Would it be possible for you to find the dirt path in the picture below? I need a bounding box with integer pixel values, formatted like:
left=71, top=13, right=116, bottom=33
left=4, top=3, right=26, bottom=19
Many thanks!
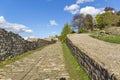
left=67, top=34, right=120, bottom=79
left=0, top=42, right=69, bottom=80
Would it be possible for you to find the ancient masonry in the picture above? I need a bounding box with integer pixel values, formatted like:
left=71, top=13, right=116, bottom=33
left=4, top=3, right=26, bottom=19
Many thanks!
left=0, top=28, right=51, bottom=61
left=67, top=34, right=120, bottom=80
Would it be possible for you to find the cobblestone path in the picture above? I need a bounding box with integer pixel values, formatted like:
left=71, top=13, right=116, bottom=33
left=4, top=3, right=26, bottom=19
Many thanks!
left=0, top=42, right=69, bottom=80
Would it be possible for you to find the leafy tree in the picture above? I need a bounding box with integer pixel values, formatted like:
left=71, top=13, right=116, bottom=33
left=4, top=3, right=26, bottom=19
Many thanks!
left=60, top=23, right=72, bottom=43
left=84, top=14, right=93, bottom=31
left=95, top=12, right=119, bottom=29
left=95, top=14, right=107, bottom=29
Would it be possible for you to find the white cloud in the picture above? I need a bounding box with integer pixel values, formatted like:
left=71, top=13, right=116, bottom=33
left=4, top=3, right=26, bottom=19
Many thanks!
left=24, top=29, right=32, bottom=33
left=64, top=4, right=80, bottom=14
left=76, top=0, right=94, bottom=4
left=0, top=16, right=6, bottom=22
left=0, top=16, right=32, bottom=34
left=80, top=6, right=102, bottom=16
left=50, top=20, right=58, bottom=26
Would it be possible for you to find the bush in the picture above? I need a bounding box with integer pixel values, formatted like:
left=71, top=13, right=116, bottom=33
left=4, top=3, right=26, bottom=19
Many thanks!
left=117, top=20, right=120, bottom=26
left=60, top=23, right=72, bottom=43
left=78, top=28, right=88, bottom=33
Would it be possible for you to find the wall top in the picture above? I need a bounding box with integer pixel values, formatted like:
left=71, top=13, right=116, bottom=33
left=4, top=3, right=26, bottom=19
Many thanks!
left=67, top=34, right=120, bottom=79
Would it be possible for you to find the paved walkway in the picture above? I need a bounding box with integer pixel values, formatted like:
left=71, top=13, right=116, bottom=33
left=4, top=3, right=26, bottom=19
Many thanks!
left=67, top=34, right=120, bottom=79
left=0, top=42, right=69, bottom=80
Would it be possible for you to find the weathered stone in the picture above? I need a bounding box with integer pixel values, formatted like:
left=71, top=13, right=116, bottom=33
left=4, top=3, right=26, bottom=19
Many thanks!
left=0, top=42, right=69, bottom=80
left=67, top=34, right=120, bottom=80
left=0, top=28, right=51, bottom=61
left=106, top=27, right=120, bottom=36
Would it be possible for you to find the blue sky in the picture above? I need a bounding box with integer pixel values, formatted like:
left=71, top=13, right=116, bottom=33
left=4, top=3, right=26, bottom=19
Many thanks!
left=0, top=0, right=120, bottom=38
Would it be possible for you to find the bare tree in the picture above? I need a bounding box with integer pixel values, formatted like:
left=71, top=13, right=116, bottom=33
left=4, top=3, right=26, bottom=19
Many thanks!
left=84, top=14, right=93, bottom=31
left=72, top=13, right=85, bottom=29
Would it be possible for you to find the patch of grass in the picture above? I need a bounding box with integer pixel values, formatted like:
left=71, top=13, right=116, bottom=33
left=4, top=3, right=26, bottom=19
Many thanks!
left=90, top=32, right=120, bottom=44
left=62, top=43, right=89, bottom=80
left=0, top=45, right=48, bottom=68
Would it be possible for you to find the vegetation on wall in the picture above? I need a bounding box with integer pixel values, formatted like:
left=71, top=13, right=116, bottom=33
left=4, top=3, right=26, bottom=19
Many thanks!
left=0, top=46, right=46, bottom=68
left=62, top=43, right=90, bottom=80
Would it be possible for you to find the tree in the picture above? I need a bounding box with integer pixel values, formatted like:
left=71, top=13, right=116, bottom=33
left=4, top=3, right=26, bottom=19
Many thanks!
left=72, top=13, right=85, bottom=29
left=84, top=14, right=93, bottom=31
left=104, top=7, right=115, bottom=12
left=117, top=20, right=120, bottom=26
left=96, top=14, right=105, bottom=29
left=95, top=12, right=119, bottom=29
left=117, top=11, right=120, bottom=16
left=72, top=13, right=94, bottom=32
left=60, top=23, right=72, bottom=42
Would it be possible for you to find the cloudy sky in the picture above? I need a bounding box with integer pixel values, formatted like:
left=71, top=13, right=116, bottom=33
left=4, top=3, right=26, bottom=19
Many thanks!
left=0, top=0, right=119, bottom=38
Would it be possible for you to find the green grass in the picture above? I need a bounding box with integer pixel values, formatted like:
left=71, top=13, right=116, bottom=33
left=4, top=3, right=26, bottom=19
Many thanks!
left=0, top=45, right=48, bottom=68
left=62, top=43, right=89, bottom=80
left=90, top=32, right=120, bottom=44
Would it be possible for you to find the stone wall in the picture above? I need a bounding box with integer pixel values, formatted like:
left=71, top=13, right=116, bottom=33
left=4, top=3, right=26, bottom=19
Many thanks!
left=66, top=38, right=117, bottom=80
left=0, top=28, right=51, bottom=61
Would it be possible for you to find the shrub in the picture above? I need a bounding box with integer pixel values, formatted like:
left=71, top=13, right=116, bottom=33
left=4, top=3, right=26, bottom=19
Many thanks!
left=78, top=28, right=88, bottom=33
left=60, top=23, right=72, bottom=43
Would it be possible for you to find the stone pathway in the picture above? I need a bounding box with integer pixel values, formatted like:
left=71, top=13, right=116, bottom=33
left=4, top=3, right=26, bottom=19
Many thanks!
left=67, top=34, right=120, bottom=79
left=0, top=42, right=69, bottom=80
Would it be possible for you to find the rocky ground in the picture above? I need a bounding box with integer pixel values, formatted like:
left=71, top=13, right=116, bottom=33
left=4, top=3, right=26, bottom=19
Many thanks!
left=0, top=42, right=69, bottom=80
left=67, top=34, right=120, bottom=79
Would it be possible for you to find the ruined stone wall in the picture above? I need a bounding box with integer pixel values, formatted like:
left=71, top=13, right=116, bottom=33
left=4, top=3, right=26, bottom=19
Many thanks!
left=66, top=38, right=117, bottom=80
left=0, top=28, right=51, bottom=61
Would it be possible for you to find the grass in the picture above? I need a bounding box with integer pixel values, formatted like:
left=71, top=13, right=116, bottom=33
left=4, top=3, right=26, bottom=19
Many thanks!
left=90, top=32, right=120, bottom=44
left=0, top=45, right=48, bottom=68
left=62, top=43, right=89, bottom=80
